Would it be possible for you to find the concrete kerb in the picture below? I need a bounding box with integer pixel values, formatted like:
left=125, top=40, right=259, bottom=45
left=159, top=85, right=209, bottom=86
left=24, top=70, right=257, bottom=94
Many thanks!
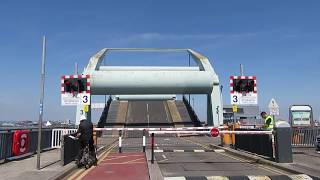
left=209, top=144, right=314, bottom=176
left=52, top=138, right=118, bottom=180
left=146, top=149, right=164, bottom=180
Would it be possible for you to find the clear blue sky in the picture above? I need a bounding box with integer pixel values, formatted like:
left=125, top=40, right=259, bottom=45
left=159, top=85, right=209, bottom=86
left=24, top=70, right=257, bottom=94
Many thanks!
left=0, top=1, right=319, bottom=123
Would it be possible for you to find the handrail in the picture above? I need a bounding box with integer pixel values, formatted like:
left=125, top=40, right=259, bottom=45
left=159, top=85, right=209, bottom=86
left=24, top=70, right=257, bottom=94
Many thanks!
left=182, top=95, right=201, bottom=127
left=97, top=96, right=113, bottom=128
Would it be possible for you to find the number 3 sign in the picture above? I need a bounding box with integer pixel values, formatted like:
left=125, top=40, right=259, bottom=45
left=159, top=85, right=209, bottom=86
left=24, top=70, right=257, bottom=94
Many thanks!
left=80, top=94, right=90, bottom=105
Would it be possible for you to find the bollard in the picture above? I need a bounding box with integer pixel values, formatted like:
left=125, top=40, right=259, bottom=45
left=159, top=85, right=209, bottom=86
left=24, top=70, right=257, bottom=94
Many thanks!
left=151, top=133, right=154, bottom=164
left=119, top=130, right=122, bottom=153
left=143, top=129, right=146, bottom=152
left=274, top=121, right=293, bottom=163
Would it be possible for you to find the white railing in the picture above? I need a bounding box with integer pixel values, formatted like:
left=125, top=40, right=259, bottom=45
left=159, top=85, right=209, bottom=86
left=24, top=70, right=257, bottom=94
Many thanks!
left=51, top=129, right=77, bottom=148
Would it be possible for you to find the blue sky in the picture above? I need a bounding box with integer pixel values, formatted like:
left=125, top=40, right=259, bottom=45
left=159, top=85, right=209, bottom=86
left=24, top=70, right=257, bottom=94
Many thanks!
left=0, top=1, right=319, bottom=122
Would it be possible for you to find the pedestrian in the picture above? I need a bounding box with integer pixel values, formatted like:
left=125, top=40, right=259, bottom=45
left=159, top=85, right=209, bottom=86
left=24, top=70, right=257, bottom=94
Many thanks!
left=260, top=111, right=274, bottom=130
left=76, top=115, right=97, bottom=165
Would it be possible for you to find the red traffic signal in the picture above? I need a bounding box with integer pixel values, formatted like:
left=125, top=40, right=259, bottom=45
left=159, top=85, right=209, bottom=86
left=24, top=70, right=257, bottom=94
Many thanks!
left=210, top=128, right=219, bottom=137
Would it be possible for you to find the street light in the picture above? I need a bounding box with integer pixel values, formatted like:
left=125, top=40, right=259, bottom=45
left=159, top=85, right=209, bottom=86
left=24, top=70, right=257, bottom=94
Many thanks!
left=37, top=36, right=46, bottom=170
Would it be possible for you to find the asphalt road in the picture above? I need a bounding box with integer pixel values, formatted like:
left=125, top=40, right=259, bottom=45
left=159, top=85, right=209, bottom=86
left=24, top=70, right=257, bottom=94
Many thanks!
left=291, top=148, right=320, bottom=178
left=155, top=136, right=293, bottom=177
left=112, top=136, right=295, bottom=178
left=125, top=101, right=172, bottom=127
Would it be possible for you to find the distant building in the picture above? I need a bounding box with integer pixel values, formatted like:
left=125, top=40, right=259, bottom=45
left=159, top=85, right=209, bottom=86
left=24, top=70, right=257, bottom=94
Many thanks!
left=1, top=122, right=15, bottom=127
left=223, top=105, right=263, bottom=125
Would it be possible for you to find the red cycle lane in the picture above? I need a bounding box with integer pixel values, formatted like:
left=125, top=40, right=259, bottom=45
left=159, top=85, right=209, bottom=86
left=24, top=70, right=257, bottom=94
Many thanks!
left=82, top=152, right=150, bottom=180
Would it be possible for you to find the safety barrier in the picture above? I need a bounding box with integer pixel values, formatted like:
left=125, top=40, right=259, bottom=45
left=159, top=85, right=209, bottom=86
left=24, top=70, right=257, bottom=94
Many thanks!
left=292, top=127, right=320, bottom=147
left=51, top=129, right=77, bottom=148
left=234, top=129, right=273, bottom=159
left=52, top=127, right=214, bottom=149
left=61, top=134, right=80, bottom=165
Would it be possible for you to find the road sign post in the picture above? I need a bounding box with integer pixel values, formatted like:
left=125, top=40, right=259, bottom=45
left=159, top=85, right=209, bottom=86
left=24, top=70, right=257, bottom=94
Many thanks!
left=37, top=36, right=46, bottom=170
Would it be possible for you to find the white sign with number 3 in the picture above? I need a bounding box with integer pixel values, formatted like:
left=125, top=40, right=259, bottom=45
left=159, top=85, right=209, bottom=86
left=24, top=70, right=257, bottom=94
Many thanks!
left=80, top=94, right=90, bottom=105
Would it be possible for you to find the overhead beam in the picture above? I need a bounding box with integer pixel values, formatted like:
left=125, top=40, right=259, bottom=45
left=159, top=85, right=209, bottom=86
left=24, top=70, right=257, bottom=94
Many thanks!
left=99, top=66, right=199, bottom=71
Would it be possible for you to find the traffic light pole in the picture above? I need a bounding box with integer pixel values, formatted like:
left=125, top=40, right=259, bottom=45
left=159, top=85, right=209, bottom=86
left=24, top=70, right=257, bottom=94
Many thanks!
left=37, top=36, right=46, bottom=170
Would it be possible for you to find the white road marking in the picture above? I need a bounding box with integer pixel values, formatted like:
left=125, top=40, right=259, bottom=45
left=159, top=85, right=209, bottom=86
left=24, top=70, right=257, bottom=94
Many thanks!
left=154, top=150, right=163, bottom=153
left=173, top=150, right=184, bottom=152
left=162, top=154, right=167, bottom=159
left=288, top=174, right=313, bottom=180
left=214, top=149, right=225, bottom=153
left=164, top=177, right=186, bottom=180
left=248, top=176, right=271, bottom=180
left=194, top=149, right=205, bottom=152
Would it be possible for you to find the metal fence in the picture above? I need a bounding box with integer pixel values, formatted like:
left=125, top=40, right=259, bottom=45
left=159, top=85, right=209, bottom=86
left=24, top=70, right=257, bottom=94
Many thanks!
left=292, top=127, right=320, bottom=147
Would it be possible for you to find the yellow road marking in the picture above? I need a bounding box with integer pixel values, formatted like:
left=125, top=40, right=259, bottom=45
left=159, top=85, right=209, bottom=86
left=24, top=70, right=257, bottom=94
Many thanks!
left=100, top=157, right=145, bottom=165
left=67, top=143, right=117, bottom=180
left=180, top=137, right=290, bottom=176
left=101, top=162, right=146, bottom=165
left=122, top=157, right=145, bottom=164
left=105, top=154, right=144, bottom=160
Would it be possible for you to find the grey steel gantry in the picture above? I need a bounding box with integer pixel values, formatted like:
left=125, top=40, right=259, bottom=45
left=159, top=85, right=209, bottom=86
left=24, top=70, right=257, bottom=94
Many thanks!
left=76, top=48, right=223, bottom=127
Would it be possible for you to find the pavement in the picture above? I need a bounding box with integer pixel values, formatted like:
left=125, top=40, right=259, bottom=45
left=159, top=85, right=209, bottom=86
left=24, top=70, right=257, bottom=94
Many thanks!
left=0, top=149, right=68, bottom=180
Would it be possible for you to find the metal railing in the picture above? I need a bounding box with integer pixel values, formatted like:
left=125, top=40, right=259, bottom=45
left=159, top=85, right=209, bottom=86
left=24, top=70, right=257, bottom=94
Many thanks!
left=292, top=127, right=320, bottom=147
left=0, top=129, right=53, bottom=161
left=0, top=131, right=13, bottom=161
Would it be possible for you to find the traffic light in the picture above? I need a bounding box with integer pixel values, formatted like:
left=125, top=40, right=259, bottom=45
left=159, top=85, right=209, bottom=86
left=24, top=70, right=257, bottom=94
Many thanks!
left=63, top=78, right=87, bottom=93
left=233, top=79, right=255, bottom=93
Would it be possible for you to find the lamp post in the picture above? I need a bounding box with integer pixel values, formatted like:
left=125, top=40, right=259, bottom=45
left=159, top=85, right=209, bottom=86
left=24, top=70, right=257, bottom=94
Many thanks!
left=37, top=36, right=46, bottom=170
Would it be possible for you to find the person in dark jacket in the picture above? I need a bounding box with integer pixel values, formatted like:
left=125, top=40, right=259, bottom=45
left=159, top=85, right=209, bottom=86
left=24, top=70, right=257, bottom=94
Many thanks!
left=76, top=115, right=97, bottom=164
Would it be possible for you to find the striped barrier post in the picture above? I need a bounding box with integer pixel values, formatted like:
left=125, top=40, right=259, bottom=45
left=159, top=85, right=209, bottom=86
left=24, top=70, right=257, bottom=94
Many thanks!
left=119, top=130, right=122, bottom=153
